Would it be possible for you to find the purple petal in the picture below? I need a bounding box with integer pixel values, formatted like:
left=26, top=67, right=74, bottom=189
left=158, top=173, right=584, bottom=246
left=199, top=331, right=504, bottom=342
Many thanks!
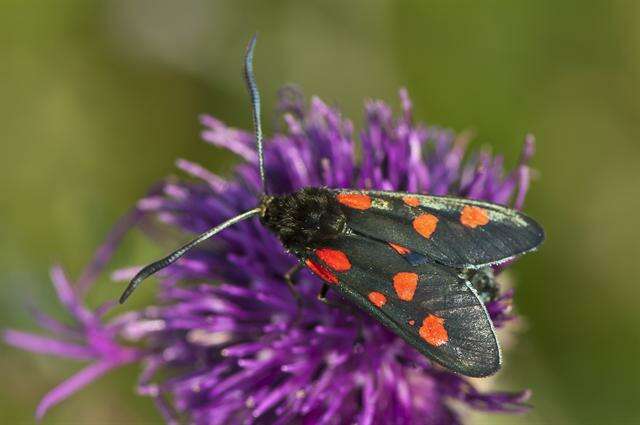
left=36, top=361, right=117, bottom=420
left=4, top=330, right=94, bottom=360
left=49, top=266, right=93, bottom=325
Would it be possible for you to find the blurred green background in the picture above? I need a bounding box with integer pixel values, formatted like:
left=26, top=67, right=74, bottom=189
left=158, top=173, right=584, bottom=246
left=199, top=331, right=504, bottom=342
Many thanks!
left=2, top=0, right=638, bottom=423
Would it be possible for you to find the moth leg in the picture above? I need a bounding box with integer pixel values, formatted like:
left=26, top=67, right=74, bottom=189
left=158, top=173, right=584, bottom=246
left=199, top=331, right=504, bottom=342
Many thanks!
left=317, top=283, right=330, bottom=304
left=316, top=284, right=349, bottom=311
left=284, top=262, right=304, bottom=310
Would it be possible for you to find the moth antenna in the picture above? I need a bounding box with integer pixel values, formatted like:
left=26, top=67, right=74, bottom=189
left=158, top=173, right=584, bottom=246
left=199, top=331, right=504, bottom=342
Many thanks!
left=243, top=33, right=267, bottom=195
left=119, top=208, right=261, bottom=304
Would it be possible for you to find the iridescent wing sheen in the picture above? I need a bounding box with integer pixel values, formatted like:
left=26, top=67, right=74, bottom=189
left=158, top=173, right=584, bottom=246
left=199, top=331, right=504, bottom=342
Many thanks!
left=303, top=232, right=501, bottom=377
left=331, top=189, right=544, bottom=268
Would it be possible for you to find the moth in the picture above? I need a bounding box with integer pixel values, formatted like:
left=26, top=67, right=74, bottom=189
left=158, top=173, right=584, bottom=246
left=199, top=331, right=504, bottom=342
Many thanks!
left=119, top=35, right=544, bottom=378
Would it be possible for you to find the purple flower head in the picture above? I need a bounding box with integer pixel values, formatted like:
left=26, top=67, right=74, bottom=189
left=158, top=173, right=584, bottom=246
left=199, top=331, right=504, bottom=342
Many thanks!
left=6, top=86, right=535, bottom=424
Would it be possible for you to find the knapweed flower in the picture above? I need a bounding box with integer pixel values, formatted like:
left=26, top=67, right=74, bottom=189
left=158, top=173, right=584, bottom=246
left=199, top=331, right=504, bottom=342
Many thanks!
left=6, top=87, right=535, bottom=424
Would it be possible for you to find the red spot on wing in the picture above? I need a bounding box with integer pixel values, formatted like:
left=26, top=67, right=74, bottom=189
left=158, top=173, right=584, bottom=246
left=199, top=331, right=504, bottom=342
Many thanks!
left=368, top=291, right=387, bottom=308
left=460, top=205, right=490, bottom=228
left=413, top=214, right=439, bottom=239
left=402, top=196, right=421, bottom=207
left=388, top=242, right=411, bottom=255
left=315, top=248, right=351, bottom=272
left=336, top=193, right=372, bottom=210
left=408, top=319, right=416, bottom=326
left=305, top=259, right=338, bottom=284
left=419, top=314, right=449, bottom=346
left=393, top=272, right=418, bottom=301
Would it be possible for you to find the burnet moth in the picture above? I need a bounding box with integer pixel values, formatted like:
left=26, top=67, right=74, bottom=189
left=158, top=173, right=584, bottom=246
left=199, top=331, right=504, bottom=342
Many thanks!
left=119, top=35, right=544, bottom=378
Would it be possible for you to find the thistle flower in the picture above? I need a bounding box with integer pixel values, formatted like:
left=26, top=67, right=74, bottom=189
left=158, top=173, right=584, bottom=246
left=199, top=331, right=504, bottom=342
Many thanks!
left=5, top=86, right=535, bottom=424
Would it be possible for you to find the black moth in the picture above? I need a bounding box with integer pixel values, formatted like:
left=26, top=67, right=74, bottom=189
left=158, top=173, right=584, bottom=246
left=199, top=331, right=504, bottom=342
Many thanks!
left=119, top=35, right=544, bottom=378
